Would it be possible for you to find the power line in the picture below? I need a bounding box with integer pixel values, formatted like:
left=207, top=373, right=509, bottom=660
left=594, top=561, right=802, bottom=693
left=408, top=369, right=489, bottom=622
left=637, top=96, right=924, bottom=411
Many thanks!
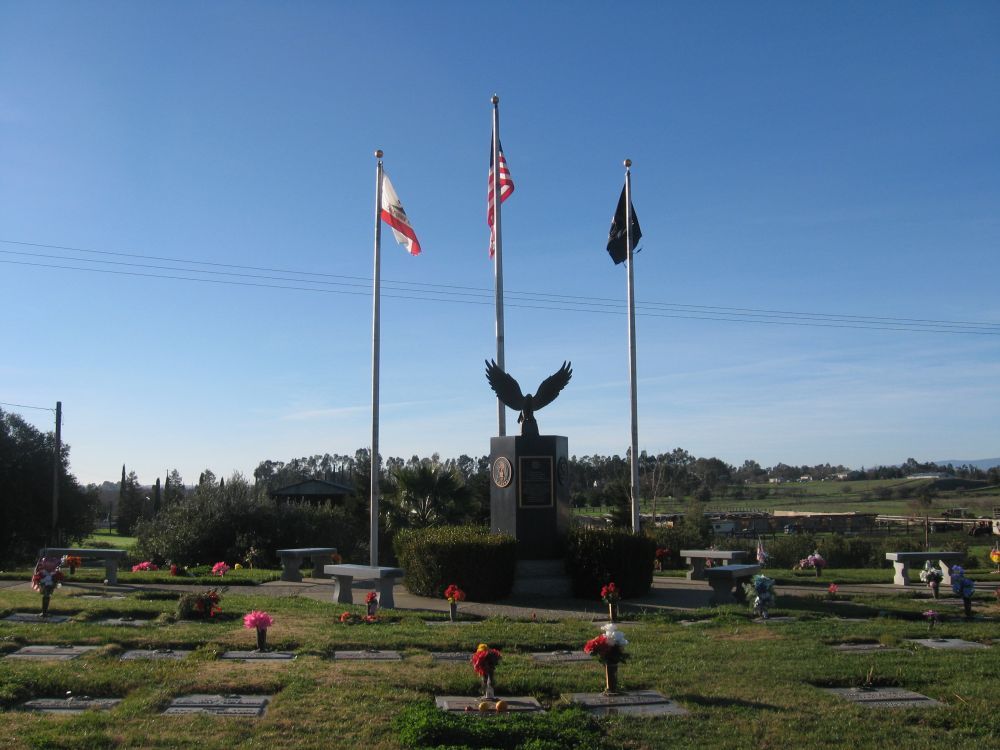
left=0, top=401, right=56, bottom=412
left=2, top=240, right=999, bottom=336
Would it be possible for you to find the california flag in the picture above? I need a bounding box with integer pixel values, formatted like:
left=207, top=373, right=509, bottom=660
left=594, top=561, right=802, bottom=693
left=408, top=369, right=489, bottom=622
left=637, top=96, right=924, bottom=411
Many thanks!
left=380, top=173, right=422, bottom=256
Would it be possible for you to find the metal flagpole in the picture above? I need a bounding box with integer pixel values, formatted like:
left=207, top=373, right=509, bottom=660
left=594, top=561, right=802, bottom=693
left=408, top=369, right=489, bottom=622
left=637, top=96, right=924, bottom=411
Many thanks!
left=370, top=149, right=384, bottom=566
left=491, top=94, right=507, bottom=437
left=624, top=159, right=641, bottom=533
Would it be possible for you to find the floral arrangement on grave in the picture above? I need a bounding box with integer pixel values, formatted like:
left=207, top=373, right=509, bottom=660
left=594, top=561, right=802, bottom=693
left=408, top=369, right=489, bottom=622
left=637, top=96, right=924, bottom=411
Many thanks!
left=584, top=623, right=629, bottom=695
left=601, top=582, right=621, bottom=622
left=919, top=560, right=943, bottom=598
left=471, top=643, right=502, bottom=700
left=244, top=546, right=260, bottom=570
left=950, top=565, right=976, bottom=619
left=444, top=584, right=466, bottom=621
left=990, top=546, right=1000, bottom=574
left=798, top=551, right=826, bottom=577
left=331, top=551, right=343, bottom=564
left=31, top=557, right=65, bottom=617
left=339, top=611, right=378, bottom=624
left=177, top=589, right=222, bottom=619
left=60, top=555, right=83, bottom=574
left=243, top=610, right=273, bottom=651
left=922, top=609, right=939, bottom=634
left=131, top=561, right=159, bottom=573
left=211, top=561, right=230, bottom=577
left=742, top=574, right=776, bottom=619
left=654, top=547, right=670, bottom=571
left=365, top=590, right=379, bottom=617
left=826, top=583, right=839, bottom=601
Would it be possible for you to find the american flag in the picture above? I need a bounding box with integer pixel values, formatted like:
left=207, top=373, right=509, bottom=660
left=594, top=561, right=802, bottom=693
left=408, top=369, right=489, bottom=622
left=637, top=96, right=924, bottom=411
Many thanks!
left=487, top=139, right=514, bottom=257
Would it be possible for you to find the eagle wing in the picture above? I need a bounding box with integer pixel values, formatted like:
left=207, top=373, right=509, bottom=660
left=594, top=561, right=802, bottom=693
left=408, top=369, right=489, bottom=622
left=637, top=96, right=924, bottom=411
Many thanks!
left=531, top=361, right=572, bottom=411
left=485, top=359, right=525, bottom=410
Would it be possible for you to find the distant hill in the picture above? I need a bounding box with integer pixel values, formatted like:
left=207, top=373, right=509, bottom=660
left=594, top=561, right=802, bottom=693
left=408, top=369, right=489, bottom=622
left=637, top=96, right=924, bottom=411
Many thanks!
left=935, top=458, right=1000, bottom=470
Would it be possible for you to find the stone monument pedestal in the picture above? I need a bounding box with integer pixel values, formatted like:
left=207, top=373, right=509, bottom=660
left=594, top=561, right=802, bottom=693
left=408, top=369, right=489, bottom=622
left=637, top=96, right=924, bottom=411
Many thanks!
left=490, top=435, right=570, bottom=560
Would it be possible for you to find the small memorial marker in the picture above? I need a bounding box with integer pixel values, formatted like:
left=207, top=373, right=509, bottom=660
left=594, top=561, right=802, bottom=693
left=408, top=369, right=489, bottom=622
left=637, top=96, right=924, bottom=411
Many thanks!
left=22, top=696, right=121, bottom=714
left=121, top=649, right=192, bottom=661
left=430, top=652, right=470, bottom=662
left=679, top=619, right=713, bottom=627
left=3, top=613, right=69, bottom=624
left=531, top=650, right=591, bottom=664
left=832, top=643, right=904, bottom=654
left=752, top=616, right=796, bottom=624
left=334, top=649, right=402, bottom=661
left=97, top=616, right=151, bottom=627
left=424, top=619, right=475, bottom=626
left=823, top=687, right=942, bottom=709
left=220, top=650, right=296, bottom=661
left=78, top=595, right=126, bottom=600
left=908, top=638, right=988, bottom=651
left=566, top=689, right=689, bottom=717
left=435, top=696, right=543, bottom=713
left=6, top=645, right=97, bottom=661
left=164, top=694, right=271, bottom=717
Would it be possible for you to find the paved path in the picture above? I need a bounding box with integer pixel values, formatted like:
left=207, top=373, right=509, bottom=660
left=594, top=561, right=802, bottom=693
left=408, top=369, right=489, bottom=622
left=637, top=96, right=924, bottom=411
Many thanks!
left=4, top=574, right=993, bottom=621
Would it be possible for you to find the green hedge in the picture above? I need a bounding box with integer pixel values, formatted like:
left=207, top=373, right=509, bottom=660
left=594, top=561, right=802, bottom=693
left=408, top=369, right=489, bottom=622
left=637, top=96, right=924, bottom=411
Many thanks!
left=564, top=527, right=656, bottom=599
left=394, top=525, right=516, bottom=601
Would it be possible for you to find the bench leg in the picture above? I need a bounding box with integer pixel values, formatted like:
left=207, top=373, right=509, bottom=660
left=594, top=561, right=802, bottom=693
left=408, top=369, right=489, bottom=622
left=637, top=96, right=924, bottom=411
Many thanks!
left=687, top=559, right=706, bottom=581
left=333, top=575, right=354, bottom=604
left=106, top=561, right=118, bottom=585
left=892, top=561, right=910, bottom=586
left=280, top=558, right=303, bottom=582
left=311, top=560, right=329, bottom=579
left=938, top=561, right=953, bottom=586
left=708, top=579, right=736, bottom=606
left=377, top=578, right=396, bottom=609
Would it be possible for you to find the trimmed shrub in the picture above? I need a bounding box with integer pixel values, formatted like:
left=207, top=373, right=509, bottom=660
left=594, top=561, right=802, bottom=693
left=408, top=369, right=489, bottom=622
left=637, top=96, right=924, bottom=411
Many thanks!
left=564, top=527, right=656, bottom=599
left=394, top=525, right=516, bottom=601
left=648, top=525, right=712, bottom=569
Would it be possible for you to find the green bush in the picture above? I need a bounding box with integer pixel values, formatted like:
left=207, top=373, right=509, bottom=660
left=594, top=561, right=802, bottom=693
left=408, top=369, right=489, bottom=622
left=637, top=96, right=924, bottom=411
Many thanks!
left=394, top=525, right=516, bottom=601
left=135, top=474, right=365, bottom=567
left=648, top=525, right=712, bottom=569
left=564, top=527, right=656, bottom=599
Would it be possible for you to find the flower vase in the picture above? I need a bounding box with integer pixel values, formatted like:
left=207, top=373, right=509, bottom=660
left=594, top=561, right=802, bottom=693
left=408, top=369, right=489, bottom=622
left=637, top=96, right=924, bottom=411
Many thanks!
left=40, top=592, right=51, bottom=617
left=449, top=601, right=457, bottom=622
left=963, top=597, right=973, bottom=619
left=367, top=599, right=378, bottom=618
left=929, top=581, right=939, bottom=599
left=608, top=603, right=617, bottom=623
left=482, top=672, right=495, bottom=700
left=69, top=565, right=76, bottom=575
left=815, top=567, right=821, bottom=578
left=604, top=662, right=619, bottom=695
left=256, top=627, right=267, bottom=652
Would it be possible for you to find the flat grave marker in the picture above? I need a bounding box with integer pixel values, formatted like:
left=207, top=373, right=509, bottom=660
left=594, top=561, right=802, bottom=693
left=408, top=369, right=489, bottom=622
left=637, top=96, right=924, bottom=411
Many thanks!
left=121, top=649, right=192, bottom=661
left=220, top=650, right=296, bottom=661
left=163, top=694, right=271, bottom=717
left=752, top=616, right=797, bottom=624
left=97, top=617, right=153, bottom=627
left=831, top=643, right=905, bottom=654
left=435, top=696, right=544, bottom=713
left=6, top=645, right=97, bottom=661
left=430, top=652, right=470, bottom=662
left=22, top=696, right=121, bottom=714
left=530, top=650, right=591, bottom=664
left=335, top=649, right=402, bottom=661
left=3, top=613, right=69, bottom=624
left=908, top=638, right=988, bottom=651
left=823, top=687, right=942, bottom=709
left=424, top=620, right=475, bottom=626
left=566, top=689, right=689, bottom=717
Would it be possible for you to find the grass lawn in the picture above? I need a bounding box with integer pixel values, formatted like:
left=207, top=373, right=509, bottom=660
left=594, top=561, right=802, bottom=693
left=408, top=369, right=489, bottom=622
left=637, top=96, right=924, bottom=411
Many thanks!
left=1, top=582, right=998, bottom=748
left=80, top=531, right=138, bottom=551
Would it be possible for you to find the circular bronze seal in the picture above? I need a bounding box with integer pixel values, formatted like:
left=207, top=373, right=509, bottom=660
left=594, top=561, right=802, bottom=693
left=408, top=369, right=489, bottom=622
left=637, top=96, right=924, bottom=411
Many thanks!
left=492, top=456, right=513, bottom=488
left=557, top=457, right=568, bottom=486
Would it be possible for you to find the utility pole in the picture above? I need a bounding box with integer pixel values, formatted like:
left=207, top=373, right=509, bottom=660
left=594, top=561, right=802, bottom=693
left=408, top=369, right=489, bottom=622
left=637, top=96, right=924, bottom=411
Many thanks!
left=51, top=401, right=61, bottom=545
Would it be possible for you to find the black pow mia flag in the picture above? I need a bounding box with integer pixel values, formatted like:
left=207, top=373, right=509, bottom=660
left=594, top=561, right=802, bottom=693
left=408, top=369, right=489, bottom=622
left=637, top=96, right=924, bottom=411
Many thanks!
left=606, top=185, right=642, bottom=265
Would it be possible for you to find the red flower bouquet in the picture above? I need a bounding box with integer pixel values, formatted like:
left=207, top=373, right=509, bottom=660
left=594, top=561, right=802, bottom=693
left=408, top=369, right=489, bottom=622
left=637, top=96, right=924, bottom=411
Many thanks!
left=600, top=582, right=620, bottom=604
left=470, top=643, right=501, bottom=677
left=444, top=584, right=466, bottom=603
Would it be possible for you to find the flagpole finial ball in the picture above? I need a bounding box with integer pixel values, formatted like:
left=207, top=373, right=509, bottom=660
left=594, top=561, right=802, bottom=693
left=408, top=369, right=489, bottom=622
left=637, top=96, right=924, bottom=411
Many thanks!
left=375, top=149, right=383, bottom=159
left=492, top=94, right=499, bottom=104
left=624, top=159, right=632, bottom=168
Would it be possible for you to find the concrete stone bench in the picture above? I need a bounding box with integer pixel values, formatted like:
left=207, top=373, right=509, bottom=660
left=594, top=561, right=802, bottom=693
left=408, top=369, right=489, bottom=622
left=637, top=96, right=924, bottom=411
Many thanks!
left=322, top=563, right=404, bottom=609
left=276, top=547, right=338, bottom=582
left=885, top=551, right=963, bottom=587
left=680, top=549, right=748, bottom=581
left=705, top=563, right=761, bottom=605
left=40, top=547, right=128, bottom=584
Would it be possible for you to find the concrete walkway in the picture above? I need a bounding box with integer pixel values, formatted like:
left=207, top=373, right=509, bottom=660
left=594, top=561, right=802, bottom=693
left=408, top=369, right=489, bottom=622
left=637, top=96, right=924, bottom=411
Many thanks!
left=5, top=574, right=993, bottom=621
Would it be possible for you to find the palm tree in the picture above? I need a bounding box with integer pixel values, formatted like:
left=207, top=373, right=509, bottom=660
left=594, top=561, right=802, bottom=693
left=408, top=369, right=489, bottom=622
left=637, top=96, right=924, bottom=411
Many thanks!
left=386, top=463, right=470, bottom=529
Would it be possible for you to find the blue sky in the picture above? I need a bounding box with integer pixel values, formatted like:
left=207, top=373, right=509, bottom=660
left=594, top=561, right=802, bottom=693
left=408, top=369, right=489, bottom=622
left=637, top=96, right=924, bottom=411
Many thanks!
left=2, top=2, right=998, bottom=486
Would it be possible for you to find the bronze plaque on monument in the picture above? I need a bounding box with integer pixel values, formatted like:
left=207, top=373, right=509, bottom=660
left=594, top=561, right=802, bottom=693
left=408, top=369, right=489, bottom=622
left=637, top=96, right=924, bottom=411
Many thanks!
left=519, top=456, right=553, bottom=507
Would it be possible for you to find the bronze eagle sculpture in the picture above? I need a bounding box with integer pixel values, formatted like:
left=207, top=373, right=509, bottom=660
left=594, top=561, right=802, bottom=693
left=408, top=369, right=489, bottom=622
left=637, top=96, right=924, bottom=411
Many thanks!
left=485, top=359, right=572, bottom=437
